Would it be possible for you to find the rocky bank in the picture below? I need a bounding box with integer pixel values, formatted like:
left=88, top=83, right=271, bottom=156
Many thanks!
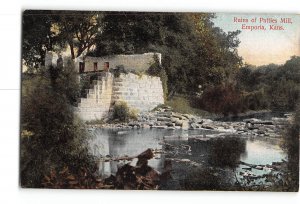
left=87, top=106, right=292, bottom=138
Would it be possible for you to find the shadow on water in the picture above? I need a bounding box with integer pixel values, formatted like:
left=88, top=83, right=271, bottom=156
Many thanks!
left=208, top=137, right=246, bottom=167
left=216, top=111, right=287, bottom=122
left=90, top=128, right=289, bottom=190
left=161, top=137, right=247, bottom=190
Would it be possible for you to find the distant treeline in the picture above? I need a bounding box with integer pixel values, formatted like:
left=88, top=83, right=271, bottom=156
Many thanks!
left=197, top=56, right=300, bottom=115
left=22, top=11, right=299, bottom=116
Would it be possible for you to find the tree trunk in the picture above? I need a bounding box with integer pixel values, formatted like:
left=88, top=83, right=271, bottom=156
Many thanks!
left=69, top=41, right=75, bottom=59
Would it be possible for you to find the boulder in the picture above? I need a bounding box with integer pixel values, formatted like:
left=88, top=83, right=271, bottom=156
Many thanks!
left=166, top=122, right=175, bottom=127
left=157, top=116, right=171, bottom=121
left=181, top=121, right=189, bottom=130
left=172, top=113, right=183, bottom=120
left=190, top=123, right=198, bottom=129
left=142, top=124, right=151, bottom=129
left=197, top=120, right=204, bottom=124
left=201, top=124, right=214, bottom=130
left=174, top=118, right=183, bottom=126
left=136, top=148, right=154, bottom=167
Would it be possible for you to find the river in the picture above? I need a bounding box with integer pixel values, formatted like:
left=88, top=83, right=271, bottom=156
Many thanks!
left=88, top=126, right=287, bottom=190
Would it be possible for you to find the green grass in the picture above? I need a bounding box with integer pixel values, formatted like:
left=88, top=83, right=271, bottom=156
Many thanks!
left=85, top=119, right=105, bottom=125
left=166, top=95, right=216, bottom=117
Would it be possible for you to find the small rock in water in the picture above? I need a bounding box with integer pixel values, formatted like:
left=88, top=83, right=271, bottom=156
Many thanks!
left=181, top=121, right=189, bottom=130
left=255, top=166, right=263, bottom=170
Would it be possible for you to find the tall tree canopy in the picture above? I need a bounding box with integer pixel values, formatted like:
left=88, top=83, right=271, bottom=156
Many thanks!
left=51, top=11, right=103, bottom=59
left=22, top=10, right=55, bottom=68
left=22, top=11, right=242, bottom=95
left=22, top=10, right=103, bottom=69
left=91, top=12, right=242, bottom=95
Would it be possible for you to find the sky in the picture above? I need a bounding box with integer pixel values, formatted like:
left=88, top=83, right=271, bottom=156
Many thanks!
left=213, top=13, right=300, bottom=66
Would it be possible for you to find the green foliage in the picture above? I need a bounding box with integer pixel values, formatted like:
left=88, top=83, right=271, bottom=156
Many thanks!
left=22, top=10, right=55, bottom=69
left=22, top=10, right=103, bottom=70
left=22, top=10, right=300, bottom=116
left=112, top=101, right=137, bottom=122
left=166, top=95, right=213, bottom=117
left=21, top=63, right=95, bottom=187
left=112, top=65, right=127, bottom=78
left=51, top=11, right=102, bottom=59
left=236, top=56, right=300, bottom=112
left=85, top=119, right=105, bottom=125
left=91, top=12, right=242, bottom=96
left=241, top=89, right=269, bottom=111
left=147, top=54, right=168, bottom=101
left=279, top=102, right=300, bottom=191
left=23, top=11, right=243, bottom=114
left=198, top=84, right=244, bottom=116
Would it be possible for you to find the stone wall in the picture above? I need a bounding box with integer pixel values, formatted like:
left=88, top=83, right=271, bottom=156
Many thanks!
left=45, top=51, right=72, bottom=68
left=76, top=72, right=164, bottom=121
left=76, top=73, right=113, bottom=121
left=81, top=53, right=161, bottom=73
left=112, top=73, right=164, bottom=112
left=45, top=52, right=162, bottom=73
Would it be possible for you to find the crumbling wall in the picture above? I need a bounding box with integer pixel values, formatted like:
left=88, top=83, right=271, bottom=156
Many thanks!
left=84, top=53, right=162, bottom=72
left=76, top=72, right=164, bottom=121
left=112, top=73, right=164, bottom=112
left=45, top=51, right=73, bottom=68
left=76, top=73, right=113, bottom=121
left=45, top=52, right=162, bottom=73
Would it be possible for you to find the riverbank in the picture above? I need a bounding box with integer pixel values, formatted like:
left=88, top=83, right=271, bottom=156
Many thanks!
left=85, top=105, right=296, bottom=190
left=86, top=106, right=292, bottom=139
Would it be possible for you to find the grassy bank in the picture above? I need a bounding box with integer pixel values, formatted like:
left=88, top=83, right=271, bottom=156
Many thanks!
left=166, top=95, right=219, bottom=118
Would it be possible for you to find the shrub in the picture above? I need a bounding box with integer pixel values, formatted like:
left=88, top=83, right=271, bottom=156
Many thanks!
left=198, top=84, right=244, bottom=116
left=85, top=119, right=105, bottom=125
left=112, top=101, right=137, bottom=122
left=241, top=89, right=270, bottom=111
left=112, top=65, right=127, bottom=78
left=279, top=102, right=300, bottom=191
left=21, top=63, right=96, bottom=188
left=166, top=95, right=212, bottom=117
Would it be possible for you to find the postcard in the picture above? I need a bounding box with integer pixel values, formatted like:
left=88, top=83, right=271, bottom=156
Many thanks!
left=21, top=10, right=299, bottom=191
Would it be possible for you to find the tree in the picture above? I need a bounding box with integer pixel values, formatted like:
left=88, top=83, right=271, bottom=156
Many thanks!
left=21, top=62, right=95, bottom=187
left=22, top=10, right=55, bottom=69
left=235, top=56, right=300, bottom=112
left=22, top=10, right=103, bottom=71
left=52, top=11, right=103, bottom=59
left=188, top=13, right=242, bottom=86
left=92, top=12, right=242, bottom=96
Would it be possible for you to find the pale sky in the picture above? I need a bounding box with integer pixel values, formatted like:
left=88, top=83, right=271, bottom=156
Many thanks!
left=213, top=13, right=300, bottom=66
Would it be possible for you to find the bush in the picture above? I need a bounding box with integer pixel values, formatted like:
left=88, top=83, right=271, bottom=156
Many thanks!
left=21, top=63, right=96, bottom=188
left=85, top=119, right=105, bottom=125
left=198, top=84, right=244, bottom=116
left=166, top=95, right=212, bottom=117
left=241, top=89, right=270, bottom=111
left=279, top=102, right=300, bottom=191
left=268, top=79, right=300, bottom=112
left=112, top=101, right=137, bottom=122
left=111, top=65, right=127, bottom=78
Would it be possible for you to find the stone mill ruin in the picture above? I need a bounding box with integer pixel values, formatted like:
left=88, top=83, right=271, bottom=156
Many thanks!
left=45, top=52, right=165, bottom=121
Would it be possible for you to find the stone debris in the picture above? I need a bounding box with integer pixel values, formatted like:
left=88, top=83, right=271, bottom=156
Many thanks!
left=88, top=106, right=291, bottom=139
left=102, top=148, right=164, bottom=190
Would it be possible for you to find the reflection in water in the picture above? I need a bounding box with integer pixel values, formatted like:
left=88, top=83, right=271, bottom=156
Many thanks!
left=162, top=137, right=246, bottom=190
left=208, top=137, right=246, bottom=167
left=242, top=140, right=286, bottom=165
left=89, top=128, right=287, bottom=190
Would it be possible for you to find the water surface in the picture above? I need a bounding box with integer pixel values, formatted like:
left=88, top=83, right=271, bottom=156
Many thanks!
left=89, top=128, right=287, bottom=190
